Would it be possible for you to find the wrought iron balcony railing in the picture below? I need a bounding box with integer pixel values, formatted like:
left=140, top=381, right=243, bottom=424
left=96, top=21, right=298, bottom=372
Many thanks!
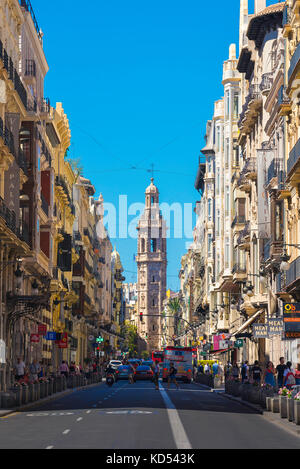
left=286, top=256, right=300, bottom=288
left=287, top=137, right=300, bottom=176
left=260, top=72, right=273, bottom=93
left=25, top=59, right=36, bottom=77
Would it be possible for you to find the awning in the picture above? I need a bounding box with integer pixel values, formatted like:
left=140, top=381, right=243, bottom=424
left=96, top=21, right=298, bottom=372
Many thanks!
left=231, top=309, right=265, bottom=337
left=209, top=348, right=234, bottom=355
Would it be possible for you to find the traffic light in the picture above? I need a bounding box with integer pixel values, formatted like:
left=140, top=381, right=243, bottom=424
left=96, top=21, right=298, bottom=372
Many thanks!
left=139, top=313, right=143, bottom=322
left=96, top=336, right=104, bottom=343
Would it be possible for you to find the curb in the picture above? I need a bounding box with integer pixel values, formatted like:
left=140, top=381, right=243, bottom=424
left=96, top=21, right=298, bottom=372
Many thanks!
left=0, top=379, right=104, bottom=418
left=219, top=392, right=263, bottom=414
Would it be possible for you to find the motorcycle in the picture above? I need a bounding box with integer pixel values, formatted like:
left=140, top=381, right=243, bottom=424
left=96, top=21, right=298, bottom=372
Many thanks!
left=106, top=372, right=115, bottom=387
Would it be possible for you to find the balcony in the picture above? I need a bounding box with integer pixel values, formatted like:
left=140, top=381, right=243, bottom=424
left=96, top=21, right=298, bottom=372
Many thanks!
left=287, top=138, right=300, bottom=183
left=238, top=85, right=262, bottom=134
left=260, top=73, right=273, bottom=95
left=286, top=256, right=300, bottom=290
left=267, top=159, right=285, bottom=188
left=0, top=197, right=16, bottom=235
left=19, top=0, right=43, bottom=42
left=278, top=86, right=291, bottom=116
left=0, top=40, right=27, bottom=109
left=288, top=41, right=300, bottom=84
left=231, top=215, right=246, bottom=229
left=237, top=222, right=250, bottom=250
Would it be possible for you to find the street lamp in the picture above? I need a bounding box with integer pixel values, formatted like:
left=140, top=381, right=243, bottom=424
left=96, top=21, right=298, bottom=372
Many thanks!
left=280, top=249, right=291, bottom=272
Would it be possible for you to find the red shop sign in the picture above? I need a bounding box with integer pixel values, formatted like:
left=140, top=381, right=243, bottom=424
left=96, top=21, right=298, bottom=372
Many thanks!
left=30, top=334, right=40, bottom=343
left=57, top=332, right=68, bottom=349
left=38, top=324, right=47, bottom=336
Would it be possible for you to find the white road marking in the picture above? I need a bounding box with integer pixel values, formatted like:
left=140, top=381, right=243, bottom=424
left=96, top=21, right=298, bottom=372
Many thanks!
left=86, top=410, right=91, bottom=414
left=46, top=446, right=54, bottom=449
left=105, top=410, right=152, bottom=415
left=76, top=417, right=83, bottom=422
left=159, top=383, right=192, bottom=449
left=62, top=429, right=70, bottom=435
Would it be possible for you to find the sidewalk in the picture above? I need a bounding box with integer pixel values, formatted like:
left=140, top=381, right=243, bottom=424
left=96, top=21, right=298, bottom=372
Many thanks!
left=0, top=378, right=105, bottom=418
left=220, top=392, right=300, bottom=438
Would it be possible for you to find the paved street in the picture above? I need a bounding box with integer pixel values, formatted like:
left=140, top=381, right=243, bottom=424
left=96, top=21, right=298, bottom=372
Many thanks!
left=0, top=380, right=299, bottom=449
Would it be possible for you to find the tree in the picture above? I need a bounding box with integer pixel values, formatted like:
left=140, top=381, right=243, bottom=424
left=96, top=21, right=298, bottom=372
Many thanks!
left=121, top=322, right=138, bottom=357
left=167, top=297, right=182, bottom=335
left=141, top=351, right=149, bottom=360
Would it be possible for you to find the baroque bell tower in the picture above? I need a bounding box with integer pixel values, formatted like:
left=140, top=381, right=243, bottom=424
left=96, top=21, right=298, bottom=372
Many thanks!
left=136, top=179, right=167, bottom=352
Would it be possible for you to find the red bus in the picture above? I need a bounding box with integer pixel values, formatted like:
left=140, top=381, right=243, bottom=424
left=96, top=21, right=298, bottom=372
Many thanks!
left=162, top=346, right=193, bottom=383
left=152, top=350, right=164, bottom=363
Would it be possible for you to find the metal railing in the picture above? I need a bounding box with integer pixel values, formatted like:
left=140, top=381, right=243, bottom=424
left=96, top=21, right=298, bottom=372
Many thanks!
left=286, top=256, right=300, bottom=288
left=19, top=0, right=42, bottom=41
left=288, top=41, right=300, bottom=82
left=237, top=222, right=250, bottom=245
left=260, top=72, right=273, bottom=93
left=25, top=59, right=36, bottom=77
left=263, top=239, right=271, bottom=262
left=287, top=137, right=300, bottom=175
left=231, top=215, right=246, bottom=228
left=232, top=264, right=247, bottom=274
left=41, top=193, right=49, bottom=216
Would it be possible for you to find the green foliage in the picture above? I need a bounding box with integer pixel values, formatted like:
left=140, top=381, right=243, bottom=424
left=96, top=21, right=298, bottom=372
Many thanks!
left=141, top=351, right=150, bottom=360
left=121, top=321, right=138, bottom=356
left=167, top=298, right=181, bottom=315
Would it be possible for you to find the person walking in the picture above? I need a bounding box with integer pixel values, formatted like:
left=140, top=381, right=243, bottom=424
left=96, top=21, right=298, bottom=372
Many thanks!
left=153, top=361, right=160, bottom=390
left=263, top=361, right=276, bottom=388
left=231, top=362, right=239, bottom=381
left=167, top=362, right=179, bottom=390
left=212, top=361, right=219, bottom=376
left=295, top=364, right=300, bottom=385
left=15, top=357, right=26, bottom=382
left=204, top=363, right=210, bottom=374
left=283, top=361, right=296, bottom=389
left=276, top=357, right=286, bottom=389
left=251, top=360, right=262, bottom=384
left=197, top=363, right=204, bottom=374
left=59, top=360, right=69, bottom=377
left=29, top=360, right=41, bottom=382
left=128, top=363, right=135, bottom=384
left=241, top=361, right=249, bottom=383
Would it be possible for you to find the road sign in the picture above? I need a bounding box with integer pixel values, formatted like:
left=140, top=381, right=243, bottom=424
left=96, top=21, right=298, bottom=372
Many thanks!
left=38, top=324, right=47, bottom=335
left=234, top=339, right=244, bottom=348
left=46, top=332, right=57, bottom=341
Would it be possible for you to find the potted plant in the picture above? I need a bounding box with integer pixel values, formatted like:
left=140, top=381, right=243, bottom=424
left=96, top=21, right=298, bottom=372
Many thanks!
left=294, top=392, right=300, bottom=425
left=278, top=387, right=289, bottom=419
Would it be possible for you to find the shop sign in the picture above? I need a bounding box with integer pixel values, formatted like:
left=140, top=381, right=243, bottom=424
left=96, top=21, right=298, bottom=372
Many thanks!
left=283, top=303, right=300, bottom=338
left=46, top=332, right=57, bottom=341
left=252, top=324, right=268, bottom=338
left=267, top=318, right=284, bottom=335
left=234, top=339, right=244, bottom=348
left=30, top=334, right=40, bottom=343
left=57, top=332, right=68, bottom=349
left=38, top=324, right=47, bottom=336
left=0, top=339, right=5, bottom=364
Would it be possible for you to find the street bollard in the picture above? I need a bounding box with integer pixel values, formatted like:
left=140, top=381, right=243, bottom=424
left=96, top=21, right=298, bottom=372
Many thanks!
left=62, top=375, right=67, bottom=391
left=28, top=383, right=34, bottom=402
left=280, top=396, right=288, bottom=419
left=48, top=379, right=53, bottom=395
left=22, top=386, right=29, bottom=405
left=1, top=392, right=16, bottom=409
left=14, top=387, right=22, bottom=407
left=35, top=382, right=40, bottom=401
left=266, top=396, right=272, bottom=411
left=271, top=397, right=280, bottom=413
left=287, top=398, right=295, bottom=422
left=45, top=381, right=49, bottom=397
left=294, top=400, right=300, bottom=425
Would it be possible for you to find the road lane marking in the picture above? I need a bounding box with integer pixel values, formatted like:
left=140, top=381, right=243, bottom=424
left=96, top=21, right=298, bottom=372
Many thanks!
left=76, top=417, right=83, bottom=421
left=86, top=410, right=91, bottom=414
left=46, top=446, right=54, bottom=449
left=105, top=410, right=152, bottom=415
left=159, top=383, right=192, bottom=449
left=62, top=429, right=70, bottom=435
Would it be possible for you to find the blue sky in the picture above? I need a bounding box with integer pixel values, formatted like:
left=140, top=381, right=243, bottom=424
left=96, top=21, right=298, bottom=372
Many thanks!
left=32, top=0, right=275, bottom=290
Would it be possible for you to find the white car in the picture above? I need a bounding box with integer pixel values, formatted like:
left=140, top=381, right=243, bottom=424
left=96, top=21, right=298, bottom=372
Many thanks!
left=109, top=360, right=122, bottom=370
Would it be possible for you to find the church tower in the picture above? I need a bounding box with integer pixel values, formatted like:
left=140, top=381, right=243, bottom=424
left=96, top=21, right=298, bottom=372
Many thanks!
left=136, top=179, right=167, bottom=352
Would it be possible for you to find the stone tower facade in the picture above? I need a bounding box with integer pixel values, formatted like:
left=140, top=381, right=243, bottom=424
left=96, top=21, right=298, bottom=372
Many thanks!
left=136, top=179, right=167, bottom=352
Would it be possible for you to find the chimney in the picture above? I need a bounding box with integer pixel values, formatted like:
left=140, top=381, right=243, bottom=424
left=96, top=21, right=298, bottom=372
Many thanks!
left=254, top=0, right=266, bottom=14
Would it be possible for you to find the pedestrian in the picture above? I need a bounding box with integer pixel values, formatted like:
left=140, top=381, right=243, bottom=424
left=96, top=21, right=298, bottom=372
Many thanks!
left=275, top=357, right=286, bottom=389
left=204, top=363, right=210, bottom=374
left=14, top=357, right=26, bottom=382
left=197, top=363, right=204, bottom=374
left=241, top=361, right=249, bottom=383
left=153, top=361, right=160, bottom=390
left=212, top=361, right=219, bottom=376
left=231, top=362, right=239, bottom=381
left=29, top=359, right=41, bottom=382
left=128, top=363, right=135, bottom=384
left=283, top=361, right=296, bottom=389
left=59, top=360, right=69, bottom=377
left=295, top=364, right=300, bottom=385
left=251, top=360, right=262, bottom=384
left=69, top=361, right=76, bottom=374
left=167, top=362, right=179, bottom=390
left=263, top=361, right=276, bottom=388
left=225, top=362, right=232, bottom=379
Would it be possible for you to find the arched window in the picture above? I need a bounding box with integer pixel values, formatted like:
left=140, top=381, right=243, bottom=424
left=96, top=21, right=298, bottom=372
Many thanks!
left=141, top=238, right=145, bottom=252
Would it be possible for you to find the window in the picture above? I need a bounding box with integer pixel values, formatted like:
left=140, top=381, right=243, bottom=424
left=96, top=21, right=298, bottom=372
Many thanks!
left=225, top=138, right=230, bottom=168
left=151, top=239, right=157, bottom=252
left=216, top=167, right=220, bottom=195
left=216, top=209, right=220, bottom=236
left=152, top=275, right=155, bottom=282
left=208, top=199, right=212, bottom=221
left=208, top=234, right=213, bottom=257
left=226, top=90, right=230, bottom=117
left=233, top=92, right=239, bottom=119
left=225, top=186, right=230, bottom=216
left=216, top=127, right=220, bottom=152
left=141, top=238, right=145, bottom=252
left=225, top=237, right=230, bottom=268
left=152, top=298, right=155, bottom=307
